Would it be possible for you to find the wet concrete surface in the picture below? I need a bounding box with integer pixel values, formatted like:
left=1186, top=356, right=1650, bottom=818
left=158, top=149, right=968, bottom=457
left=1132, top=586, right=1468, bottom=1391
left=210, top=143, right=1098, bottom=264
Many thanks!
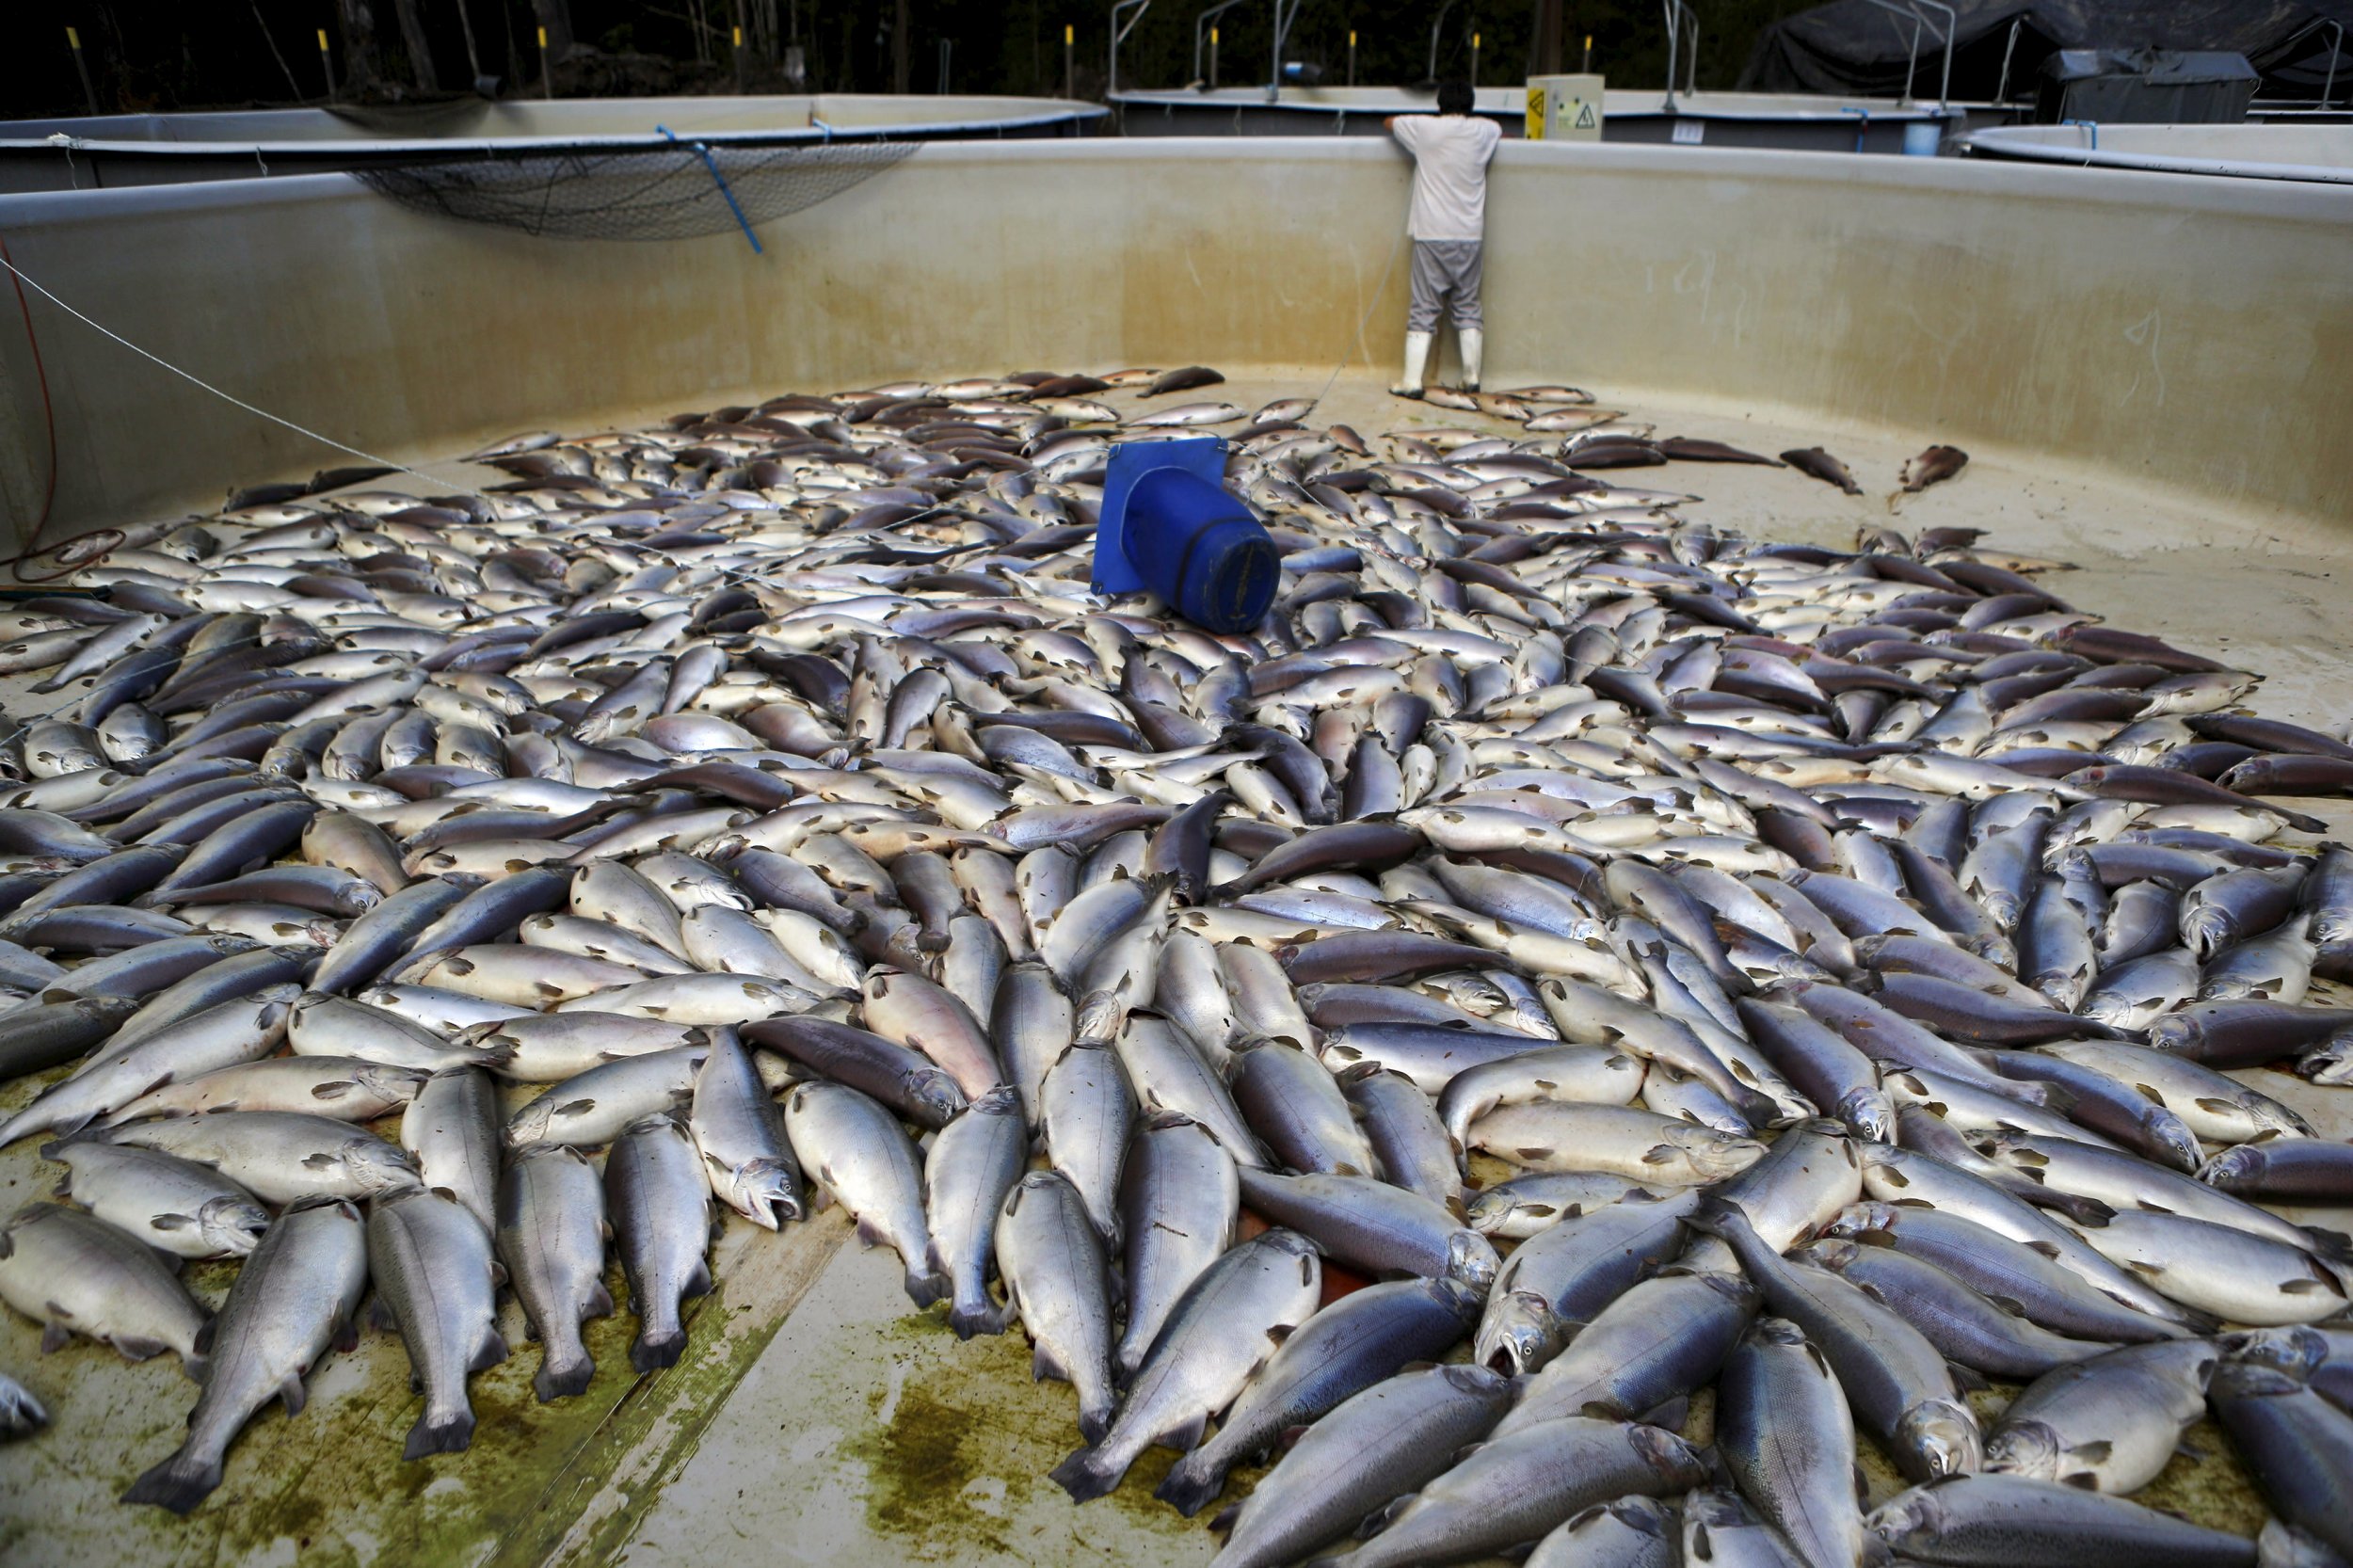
left=0, top=369, right=2346, bottom=1567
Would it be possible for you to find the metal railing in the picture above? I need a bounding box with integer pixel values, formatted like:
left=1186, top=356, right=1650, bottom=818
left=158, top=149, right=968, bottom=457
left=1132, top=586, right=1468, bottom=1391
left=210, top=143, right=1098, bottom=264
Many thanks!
left=1662, top=0, right=1700, bottom=109
left=1428, top=0, right=1461, bottom=84
left=1193, top=0, right=1252, bottom=86
left=1854, top=0, right=1954, bottom=108
left=1109, top=0, right=1152, bottom=97
left=1268, top=0, right=1305, bottom=100
left=1994, top=15, right=2026, bottom=104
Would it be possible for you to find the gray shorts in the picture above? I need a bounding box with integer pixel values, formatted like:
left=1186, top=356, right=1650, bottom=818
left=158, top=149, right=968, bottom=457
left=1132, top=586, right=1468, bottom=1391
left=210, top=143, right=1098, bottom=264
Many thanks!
left=1408, top=239, right=1483, bottom=331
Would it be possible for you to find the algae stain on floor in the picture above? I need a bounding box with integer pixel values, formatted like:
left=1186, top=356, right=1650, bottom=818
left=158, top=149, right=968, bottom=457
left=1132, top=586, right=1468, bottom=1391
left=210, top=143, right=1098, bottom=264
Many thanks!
left=840, top=1312, right=1212, bottom=1566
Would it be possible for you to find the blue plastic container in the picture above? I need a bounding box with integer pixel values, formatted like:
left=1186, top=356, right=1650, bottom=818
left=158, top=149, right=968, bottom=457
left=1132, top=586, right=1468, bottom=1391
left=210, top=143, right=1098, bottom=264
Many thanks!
left=1093, top=437, right=1279, bottom=634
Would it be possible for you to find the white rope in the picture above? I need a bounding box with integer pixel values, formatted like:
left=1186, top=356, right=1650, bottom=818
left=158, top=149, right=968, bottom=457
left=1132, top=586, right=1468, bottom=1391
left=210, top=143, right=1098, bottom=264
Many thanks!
left=0, top=250, right=461, bottom=493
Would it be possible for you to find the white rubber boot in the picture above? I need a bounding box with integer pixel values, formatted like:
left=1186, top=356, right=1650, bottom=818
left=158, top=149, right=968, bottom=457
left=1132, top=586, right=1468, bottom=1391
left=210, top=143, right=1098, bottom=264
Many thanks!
left=1390, top=330, right=1433, bottom=398
left=1458, top=327, right=1484, bottom=392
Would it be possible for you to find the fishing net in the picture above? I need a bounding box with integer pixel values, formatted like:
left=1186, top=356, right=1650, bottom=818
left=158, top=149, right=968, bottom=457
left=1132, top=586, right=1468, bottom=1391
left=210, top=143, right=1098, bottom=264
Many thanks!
left=355, top=137, right=919, bottom=242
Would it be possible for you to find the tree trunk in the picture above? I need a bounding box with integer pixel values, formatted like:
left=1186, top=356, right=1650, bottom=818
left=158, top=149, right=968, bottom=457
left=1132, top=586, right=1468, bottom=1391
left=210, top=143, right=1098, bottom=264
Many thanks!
left=337, top=0, right=382, bottom=89
left=1534, top=0, right=1563, bottom=75
left=391, top=0, right=440, bottom=91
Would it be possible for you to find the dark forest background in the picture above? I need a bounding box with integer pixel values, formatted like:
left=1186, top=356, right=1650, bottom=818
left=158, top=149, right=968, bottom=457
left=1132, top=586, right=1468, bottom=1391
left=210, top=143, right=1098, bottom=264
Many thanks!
left=11, top=1, right=1809, bottom=118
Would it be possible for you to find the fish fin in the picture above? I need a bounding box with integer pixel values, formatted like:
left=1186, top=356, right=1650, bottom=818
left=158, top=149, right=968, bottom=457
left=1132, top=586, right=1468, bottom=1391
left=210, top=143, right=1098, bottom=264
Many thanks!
left=1266, top=1323, right=1296, bottom=1346
left=1517, top=1146, right=1555, bottom=1162
left=682, top=1256, right=714, bottom=1302
left=904, top=1268, right=951, bottom=1308
left=371, top=1296, right=398, bottom=1333
left=1031, top=1343, right=1067, bottom=1385
left=1362, top=1490, right=1421, bottom=1538
left=2299, top=1225, right=2353, bottom=1263
left=854, top=1215, right=890, bottom=1249
left=2127, top=1260, right=2166, bottom=1279
left=587, top=1281, right=616, bottom=1319
left=40, top=1323, right=70, bottom=1354
left=150, top=1212, right=195, bottom=1230
left=1079, top=1400, right=1113, bottom=1447
left=121, top=1452, right=224, bottom=1515
left=535, top=1352, right=596, bottom=1402
left=630, top=1329, right=687, bottom=1373
left=1639, top=1395, right=1689, bottom=1431
left=332, top=1313, right=358, bottom=1353
left=948, top=1300, right=1006, bottom=1341
left=2073, top=1439, right=2112, bottom=1464
left=1153, top=1452, right=1225, bottom=1518
left=279, top=1375, right=308, bottom=1416
left=1048, top=1447, right=1122, bottom=1503
left=2281, top=1278, right=2331, bottom=1295
left=1946, top=1362, right=1990, bottom=1393
left=1209, top=1502, right=1242, bottom=1534
left=1162, top=1412, right=1209, bottom=1453
left=2025, top=1240, right=2063, bottom=1259
left=114, top=1333, right=171, bottom=1362
left=1984, top=1293, right=2030, bottom=1319
left=404, top=1408, right=475, bottom=1459
left=471, top=1330, right=510, bottom=1373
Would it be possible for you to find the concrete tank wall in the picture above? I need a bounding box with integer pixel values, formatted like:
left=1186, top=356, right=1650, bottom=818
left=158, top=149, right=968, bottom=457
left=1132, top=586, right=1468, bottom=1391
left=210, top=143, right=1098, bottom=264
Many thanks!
left=0, top=137, right=2346, bottom=548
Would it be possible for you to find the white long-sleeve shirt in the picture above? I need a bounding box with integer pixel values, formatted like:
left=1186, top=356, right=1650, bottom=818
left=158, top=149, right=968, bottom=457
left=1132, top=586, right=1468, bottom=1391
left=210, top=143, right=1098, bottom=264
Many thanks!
left=1391, top=114, right=1502, bottom=242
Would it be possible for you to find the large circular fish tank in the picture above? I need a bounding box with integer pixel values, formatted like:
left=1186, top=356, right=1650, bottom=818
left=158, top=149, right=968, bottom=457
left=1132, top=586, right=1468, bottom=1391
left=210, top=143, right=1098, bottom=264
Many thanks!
left=0, top=130, right=2347, bottom=1567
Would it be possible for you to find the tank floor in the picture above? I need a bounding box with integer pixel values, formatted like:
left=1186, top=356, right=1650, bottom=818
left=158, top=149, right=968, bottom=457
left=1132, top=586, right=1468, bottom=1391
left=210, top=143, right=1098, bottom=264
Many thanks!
left=1, top=371, right=2346, bottom=1567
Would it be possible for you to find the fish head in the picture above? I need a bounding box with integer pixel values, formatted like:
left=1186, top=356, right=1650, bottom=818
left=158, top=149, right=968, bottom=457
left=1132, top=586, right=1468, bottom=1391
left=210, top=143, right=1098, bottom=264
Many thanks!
left=725, top=1157, right=806, bottom=1230
left=1441, top=1230, right=1500, bottom=1297
left=1626, top=1422, right=1710, bottom=1491
left=200, top=1196, right=271, bottom=1257
left=1895, top=1398, right=1983, bottom=1480
left=505, top=1101, right=556, bottom=1150
left=1834, top=1088, right=1898, bottom=1144
left=2182, top=908, right=2236, bottom=961
left=1472, top=1289, right=1561, bottom=1378
left=904, top=1069, right=969, bottom=1128
left=1821, top=1199, right=1905, bottom=1240
left=1679, top=1127, right=1769, bottom=1180
left=1980, top=1417, right=2062, bottom=1480
left=345, top=1142, right=424, bottom=1194
left=2217, top=1325, right=2329, bottom=1379
left=1865, top=1487, right=1941, bottom=1553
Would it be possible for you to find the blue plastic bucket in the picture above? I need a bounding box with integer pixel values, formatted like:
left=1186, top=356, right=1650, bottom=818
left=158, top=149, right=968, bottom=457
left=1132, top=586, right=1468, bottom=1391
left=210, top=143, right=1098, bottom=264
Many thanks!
left=1902, top=120, right=1943, bottom=157
left=1120, top=466, right=1279, bottom=633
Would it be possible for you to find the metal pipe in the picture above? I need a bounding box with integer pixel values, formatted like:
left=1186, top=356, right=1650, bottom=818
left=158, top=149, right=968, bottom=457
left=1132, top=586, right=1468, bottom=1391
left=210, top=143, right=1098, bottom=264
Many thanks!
left=1110, top=0, right=1151, bottom=97
left=1193, top=0, right=1252, bottom=87
left=1661, top=0, right=1698, bottom=109
left=1269, top=0, right=1303, bottom=102
left=1994, top=15, right=2025, bottom=104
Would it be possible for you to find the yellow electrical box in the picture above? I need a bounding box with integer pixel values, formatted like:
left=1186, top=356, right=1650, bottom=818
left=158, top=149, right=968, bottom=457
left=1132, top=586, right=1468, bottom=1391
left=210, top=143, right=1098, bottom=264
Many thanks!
left=1525, top=73, right=1605, bottom=141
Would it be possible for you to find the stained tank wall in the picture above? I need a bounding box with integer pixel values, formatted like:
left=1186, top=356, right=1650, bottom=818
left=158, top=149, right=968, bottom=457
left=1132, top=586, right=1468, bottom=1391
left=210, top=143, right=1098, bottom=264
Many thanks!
left=0, top=137, right=2345, bottom=548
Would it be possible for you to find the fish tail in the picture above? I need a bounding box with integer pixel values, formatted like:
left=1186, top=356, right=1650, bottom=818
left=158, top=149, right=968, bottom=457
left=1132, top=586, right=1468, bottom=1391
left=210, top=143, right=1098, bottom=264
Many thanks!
left=1078, top=1399, right=1113, bottom=1447
left=946, top=1298, right=1007, bottom=1341
left=630, top=1328, right=687, bottom=1374
left=904, top=1268, right=951, bottom=1309
left=534, top=1349, right=596, bottom=1402
left=403, top=1406, right=475, bottom=1460
left=121, top=1450, right=223, bottom=1514
left=1048, top=1445, right=1124, bottom=1503
left=1152, top=1451, right=1225, bottom=1518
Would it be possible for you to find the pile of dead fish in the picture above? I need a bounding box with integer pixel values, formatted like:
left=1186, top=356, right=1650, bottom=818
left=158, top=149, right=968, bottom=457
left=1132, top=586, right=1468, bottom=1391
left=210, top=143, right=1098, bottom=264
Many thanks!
left=0, top=360, right=2349, bottom=1568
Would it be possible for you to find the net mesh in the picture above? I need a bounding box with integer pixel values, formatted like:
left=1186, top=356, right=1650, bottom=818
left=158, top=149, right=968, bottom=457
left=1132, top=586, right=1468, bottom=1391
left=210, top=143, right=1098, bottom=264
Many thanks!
left=355, top=139, right=918, bottom=242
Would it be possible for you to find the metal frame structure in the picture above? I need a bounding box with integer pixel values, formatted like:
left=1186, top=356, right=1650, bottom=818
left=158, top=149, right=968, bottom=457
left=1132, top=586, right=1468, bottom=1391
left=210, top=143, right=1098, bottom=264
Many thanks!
left=1661, top=0, right=1701, bottom=109
left=1110, top=0, right=1152, bottom=99
left=1193, top=0, right=1252, bottom=85
left=1268, top=0, right=1306, bottom=100
left=1854, top=0, right=1954, bottom=108
left=1427, top=0, right=1461, bottom=85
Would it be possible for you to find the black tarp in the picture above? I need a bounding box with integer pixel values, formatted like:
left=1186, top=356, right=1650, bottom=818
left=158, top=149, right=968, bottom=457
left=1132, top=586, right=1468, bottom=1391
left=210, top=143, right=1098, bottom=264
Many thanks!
left=1738, top=1, right=2353, bottom=103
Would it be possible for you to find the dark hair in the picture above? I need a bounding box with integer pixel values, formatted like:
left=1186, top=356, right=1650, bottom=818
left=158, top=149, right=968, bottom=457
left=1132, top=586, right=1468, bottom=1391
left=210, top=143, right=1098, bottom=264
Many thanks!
left=1437, top=79, right=1475, bottom=115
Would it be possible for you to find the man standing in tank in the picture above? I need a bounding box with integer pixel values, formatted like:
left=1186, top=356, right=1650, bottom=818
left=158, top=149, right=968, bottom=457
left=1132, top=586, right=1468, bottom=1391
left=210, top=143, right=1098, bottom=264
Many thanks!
left=1386, top=81, right=1501, bottom=399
